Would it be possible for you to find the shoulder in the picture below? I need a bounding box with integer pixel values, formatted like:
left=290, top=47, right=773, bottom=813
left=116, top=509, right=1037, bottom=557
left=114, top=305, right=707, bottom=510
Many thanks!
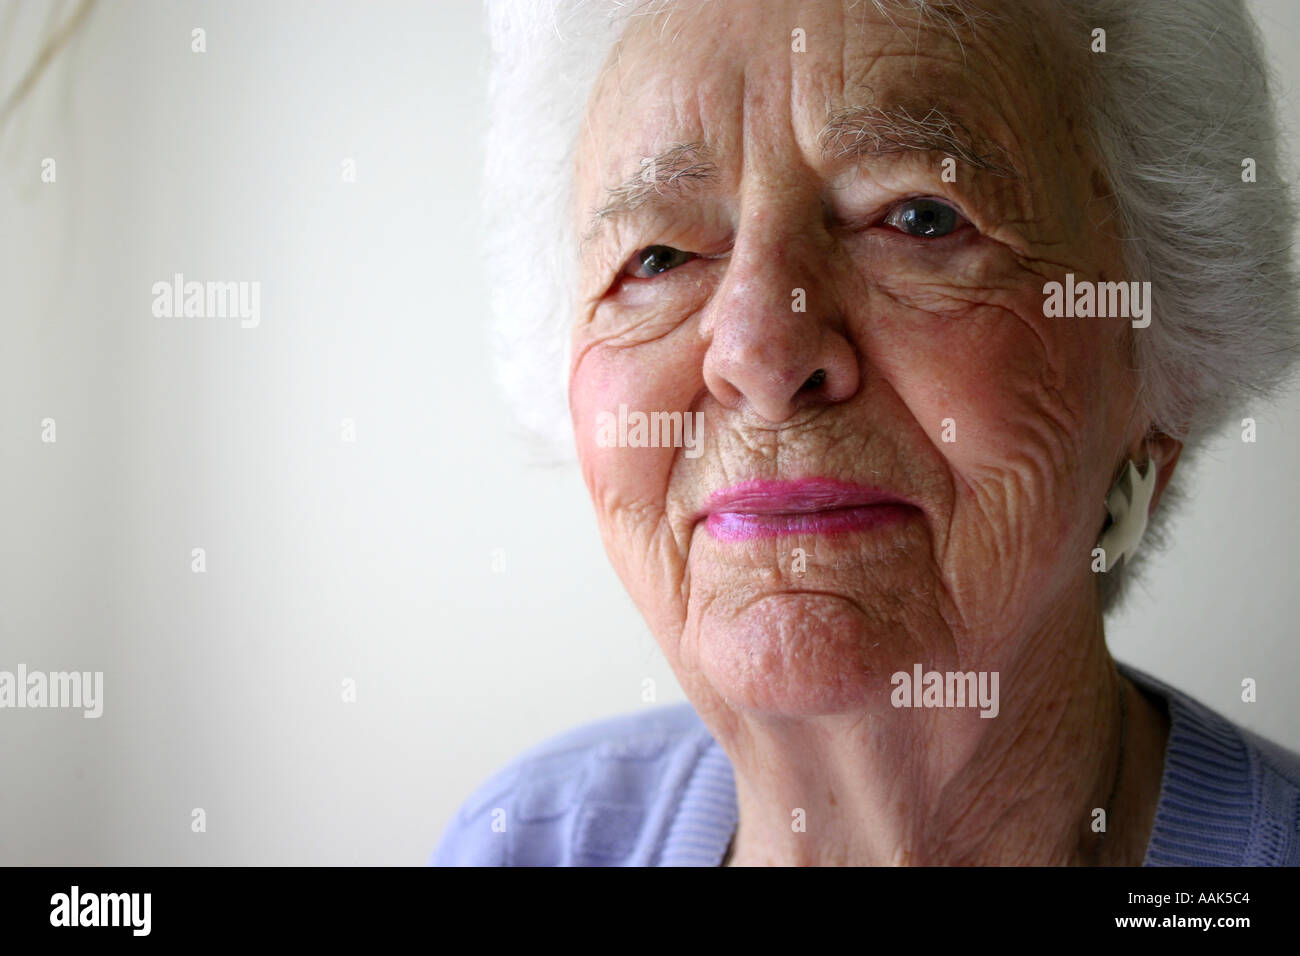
left=1122, top=662, right=1300, bottom=866
left=1237, top=723, right=1300, bottom=865
left=429, top=703, right=720, bottom=866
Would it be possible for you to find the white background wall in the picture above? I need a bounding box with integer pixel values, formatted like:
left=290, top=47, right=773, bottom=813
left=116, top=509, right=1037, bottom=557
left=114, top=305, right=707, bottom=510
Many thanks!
left=0, top=0, right=1296, bottom=865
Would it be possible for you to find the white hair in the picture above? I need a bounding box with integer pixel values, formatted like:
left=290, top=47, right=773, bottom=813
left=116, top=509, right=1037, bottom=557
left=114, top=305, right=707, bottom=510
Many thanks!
left=483, top=0, right=1300, bottom=612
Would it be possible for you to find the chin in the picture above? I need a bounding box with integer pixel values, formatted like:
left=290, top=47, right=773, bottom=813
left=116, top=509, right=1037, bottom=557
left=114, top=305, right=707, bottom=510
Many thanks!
left=689, top=591, right=913, bottom=718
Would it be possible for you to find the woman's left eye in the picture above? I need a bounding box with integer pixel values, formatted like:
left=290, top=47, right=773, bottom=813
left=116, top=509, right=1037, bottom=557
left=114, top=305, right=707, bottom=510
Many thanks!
left=623, top=245, right=698, bottom=279
left=883, top=198, right=967, bottom=238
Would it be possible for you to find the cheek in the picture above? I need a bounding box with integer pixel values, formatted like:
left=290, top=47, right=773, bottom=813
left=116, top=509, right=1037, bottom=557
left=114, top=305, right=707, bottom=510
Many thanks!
left=569, top=330, right=706, bottom=519
left=873, top=278, right=1111, bottom=465
left=869, top=280, right=1122, bottom=551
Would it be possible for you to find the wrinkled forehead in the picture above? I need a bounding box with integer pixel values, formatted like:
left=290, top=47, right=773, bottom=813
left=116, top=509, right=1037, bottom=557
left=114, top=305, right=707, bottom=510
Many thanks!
left=576, top=0, right=1080, bottom=200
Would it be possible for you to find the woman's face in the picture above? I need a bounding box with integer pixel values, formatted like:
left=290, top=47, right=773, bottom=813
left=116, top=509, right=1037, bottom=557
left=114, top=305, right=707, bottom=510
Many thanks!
left=569, top=0, right=1143, bottom=720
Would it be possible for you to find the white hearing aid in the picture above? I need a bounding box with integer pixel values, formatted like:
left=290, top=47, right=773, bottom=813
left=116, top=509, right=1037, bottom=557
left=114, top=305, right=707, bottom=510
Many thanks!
left=1097, top=459, right=1157, bottom=572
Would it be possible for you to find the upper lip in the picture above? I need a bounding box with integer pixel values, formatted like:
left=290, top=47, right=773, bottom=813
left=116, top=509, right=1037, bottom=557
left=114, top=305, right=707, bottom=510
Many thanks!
left=698, top=478, right=913, bottom=517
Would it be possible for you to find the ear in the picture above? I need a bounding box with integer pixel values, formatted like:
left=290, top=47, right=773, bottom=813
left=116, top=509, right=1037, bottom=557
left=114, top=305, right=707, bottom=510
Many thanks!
left=1142, top=430, right=1183, bottom=514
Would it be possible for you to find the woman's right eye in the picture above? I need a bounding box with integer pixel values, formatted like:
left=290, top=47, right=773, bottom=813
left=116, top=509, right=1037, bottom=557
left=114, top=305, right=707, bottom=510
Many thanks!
left=623, top=245, right=697, bottom=279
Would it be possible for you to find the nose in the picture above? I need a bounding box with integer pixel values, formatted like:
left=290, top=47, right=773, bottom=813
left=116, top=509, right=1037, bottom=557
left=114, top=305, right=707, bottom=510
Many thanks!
left=701, top=211, right=860, bottom=423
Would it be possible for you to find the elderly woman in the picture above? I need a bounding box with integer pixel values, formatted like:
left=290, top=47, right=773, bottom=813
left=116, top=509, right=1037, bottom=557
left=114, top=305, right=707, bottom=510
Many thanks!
left=436, top=0, right=1300, bottom=866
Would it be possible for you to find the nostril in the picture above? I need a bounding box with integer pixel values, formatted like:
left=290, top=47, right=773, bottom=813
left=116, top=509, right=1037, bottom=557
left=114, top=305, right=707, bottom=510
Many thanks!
left=801, top=368, right=827, bottom=391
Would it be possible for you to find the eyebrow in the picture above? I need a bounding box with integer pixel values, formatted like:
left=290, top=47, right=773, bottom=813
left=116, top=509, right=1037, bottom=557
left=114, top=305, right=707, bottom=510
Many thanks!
left=583, top=141, right=718, bottom=245
left=582, top=105, right=1017, bottom=244
left=819, top=104, right=1019, bottom=179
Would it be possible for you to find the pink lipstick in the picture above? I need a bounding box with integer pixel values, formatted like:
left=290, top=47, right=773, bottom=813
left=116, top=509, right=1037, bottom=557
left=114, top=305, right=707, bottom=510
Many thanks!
left=701, top=478, right=915, bottom=542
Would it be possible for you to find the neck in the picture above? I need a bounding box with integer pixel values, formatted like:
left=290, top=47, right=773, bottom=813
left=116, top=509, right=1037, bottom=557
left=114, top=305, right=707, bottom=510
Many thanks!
left=720, top=596, right=1170, bottom=866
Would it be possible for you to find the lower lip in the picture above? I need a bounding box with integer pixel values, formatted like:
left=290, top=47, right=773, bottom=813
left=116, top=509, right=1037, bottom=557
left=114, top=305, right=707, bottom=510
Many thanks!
left=705, top=504, right=914, bottom=542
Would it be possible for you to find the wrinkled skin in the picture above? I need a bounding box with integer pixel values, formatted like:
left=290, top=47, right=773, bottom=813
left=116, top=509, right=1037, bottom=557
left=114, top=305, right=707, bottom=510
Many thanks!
left=569, top=0, right=1179, bottom=865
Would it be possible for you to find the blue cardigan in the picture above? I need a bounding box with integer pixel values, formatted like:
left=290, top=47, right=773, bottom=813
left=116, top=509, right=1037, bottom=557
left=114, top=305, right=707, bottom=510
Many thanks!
left=431, top=664, right=1300, bottom=866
